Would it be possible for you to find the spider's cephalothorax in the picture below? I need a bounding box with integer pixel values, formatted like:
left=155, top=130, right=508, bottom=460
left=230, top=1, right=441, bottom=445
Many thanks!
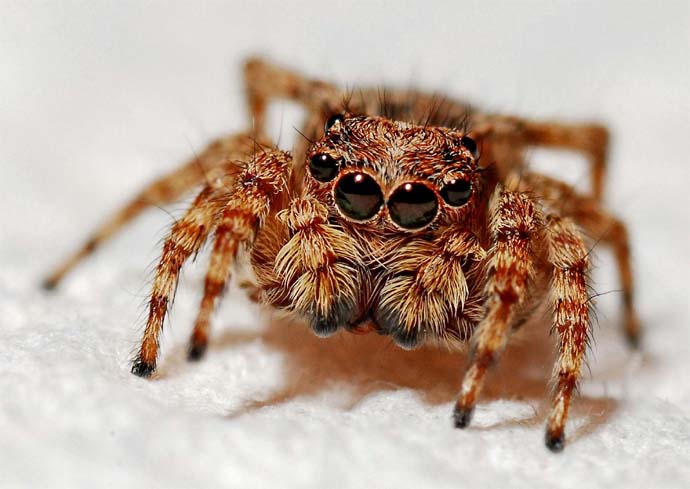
left=44, top=58, right=639, bottom=453
left=254, top=114, right=489, bottom=349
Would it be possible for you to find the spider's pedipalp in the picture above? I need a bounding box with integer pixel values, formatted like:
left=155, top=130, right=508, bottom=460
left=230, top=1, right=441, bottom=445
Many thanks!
left=269, top=197, right=367, bottom=336
left=374, top=228, right=486, bottom=348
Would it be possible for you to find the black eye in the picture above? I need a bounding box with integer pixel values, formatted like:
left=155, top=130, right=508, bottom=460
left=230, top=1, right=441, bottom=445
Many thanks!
left=388, top=183, right=438, bottom=229
left=325, top=113, right=345, bottom=132
left=461, top=136, right=478, bottom=159
left=334, top=172, right=384, bottom=221
left=309, top=153, right=339, bottom=182
left=441, top=179, right=472, bottom=207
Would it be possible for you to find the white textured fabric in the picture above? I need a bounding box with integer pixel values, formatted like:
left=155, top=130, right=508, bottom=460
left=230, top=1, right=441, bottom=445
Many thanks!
left=1, top=2, right=688, bottom=488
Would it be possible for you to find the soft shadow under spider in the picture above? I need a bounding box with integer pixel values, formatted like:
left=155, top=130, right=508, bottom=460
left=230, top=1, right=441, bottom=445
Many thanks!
left=163, top=317, right=620, bottom=441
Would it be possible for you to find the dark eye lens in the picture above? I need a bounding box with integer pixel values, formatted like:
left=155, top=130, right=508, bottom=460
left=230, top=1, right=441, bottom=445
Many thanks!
left=309, top=153, right=339, bottom=182
left=388, top=183, right=438, bottom=229
left=334, top=172, right=384, bottom=221
left=461, top=136, right=478, bottom=159
left=325, top=113, right=345, bottom=132
left=441, top=179, right=472, bottom=207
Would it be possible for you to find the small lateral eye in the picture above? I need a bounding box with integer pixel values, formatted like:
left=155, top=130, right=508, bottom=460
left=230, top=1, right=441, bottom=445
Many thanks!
left=460, top=136, right=478, bottom=159
left=309, top=153, right=339, bottom=182
left=441, top=179, right=472, bottom=207
left=325, top=113, right=345, bottom=132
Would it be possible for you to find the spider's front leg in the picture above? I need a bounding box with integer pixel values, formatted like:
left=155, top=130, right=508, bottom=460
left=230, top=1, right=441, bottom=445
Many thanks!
left=453, top=189, right=543, bottom=430
left=131, top=148, right=291, bottom=377
left=543, top=215, right=591, bottom=451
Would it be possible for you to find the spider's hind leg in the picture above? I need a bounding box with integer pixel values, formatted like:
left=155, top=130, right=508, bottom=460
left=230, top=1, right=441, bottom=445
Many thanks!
left=473, top=115, right=609, bottom=201
left=42, top=133, right=257, bottom=290
left=243, top=57, right=340, bottom=139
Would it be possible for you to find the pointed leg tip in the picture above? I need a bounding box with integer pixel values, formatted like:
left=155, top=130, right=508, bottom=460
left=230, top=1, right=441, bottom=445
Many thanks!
left=626, top=331, right=641, bottom=350
left=187, top=342, right=207, bottom=362
left=41, top=278, right=58, bottom=291
left=131, top=359, right=156, bottom=378
left=453, top=405, right=474, bottom=429
left=545, top=432, right=565, bottom=453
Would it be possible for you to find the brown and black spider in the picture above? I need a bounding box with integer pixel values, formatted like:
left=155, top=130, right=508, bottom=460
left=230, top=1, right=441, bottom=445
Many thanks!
left=44, top=57, right=639, bottom=452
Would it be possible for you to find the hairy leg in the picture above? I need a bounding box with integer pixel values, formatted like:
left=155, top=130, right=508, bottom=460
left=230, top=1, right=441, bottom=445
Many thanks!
left=186, top=214, right=244, bottom=361
left=43, top=133, right=258, bottom=289
left=472, top=114, right=609, bottom=201
left=243, top=57, right=340, bottom=139
left=131, top=148, right=291, bottom=377
left=454, top=189, right=543, bottom=428
left=525, top=173, right=640, bottom=347
left=543, top=215, right=591, bottom=452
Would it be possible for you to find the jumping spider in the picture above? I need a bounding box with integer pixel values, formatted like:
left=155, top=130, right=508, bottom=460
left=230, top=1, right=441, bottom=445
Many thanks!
left=44, top=58, right=639, bottom=452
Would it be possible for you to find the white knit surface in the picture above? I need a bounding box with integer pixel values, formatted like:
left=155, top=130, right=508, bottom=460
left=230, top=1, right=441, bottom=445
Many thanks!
left=1, top=2, right=688, bottom=488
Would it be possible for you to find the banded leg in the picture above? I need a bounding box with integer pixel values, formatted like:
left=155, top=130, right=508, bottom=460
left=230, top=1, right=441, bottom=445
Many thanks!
left=42, top=133, right=257, bottom=289
left=453, top=189, right=542, bottom=428
left=132, top=148, right=291, bottom=377
left=544, top=216, right=591, bottom=452
left=187, top=202, right=257, bottom=360
left=472, top=114, right=610, bottom=201
left=525, top=173, right=640, bottom=346
left=243, top=57, right=340, bottom=138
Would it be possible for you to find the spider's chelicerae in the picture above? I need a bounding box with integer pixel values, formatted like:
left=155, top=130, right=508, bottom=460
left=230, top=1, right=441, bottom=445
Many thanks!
left=45, top=58, right=639, bottom=452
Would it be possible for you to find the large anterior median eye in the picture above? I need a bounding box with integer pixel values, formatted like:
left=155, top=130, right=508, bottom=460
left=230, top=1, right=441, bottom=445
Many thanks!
left=440, top=179, right=472, bottom=207
left=388, top=182, right=438, bottom=229
left=309, top=153, right=339, bottom=182
left=334, top=172, right=384, bottom=221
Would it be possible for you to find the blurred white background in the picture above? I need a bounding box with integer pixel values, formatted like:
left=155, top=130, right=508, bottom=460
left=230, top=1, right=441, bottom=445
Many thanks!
left=1, top=2, right=688, bottom=488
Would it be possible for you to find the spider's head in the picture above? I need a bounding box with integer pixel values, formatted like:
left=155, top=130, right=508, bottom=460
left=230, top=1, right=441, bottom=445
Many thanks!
left=304, top=113, right=481, bottom=232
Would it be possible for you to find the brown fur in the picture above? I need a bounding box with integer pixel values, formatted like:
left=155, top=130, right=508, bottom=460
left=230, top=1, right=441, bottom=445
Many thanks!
left=45, top=57, right=639, bottom=452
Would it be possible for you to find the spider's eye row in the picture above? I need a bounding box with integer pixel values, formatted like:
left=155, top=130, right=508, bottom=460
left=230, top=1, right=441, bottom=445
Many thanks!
left=460, top=136, right=478, bottom=159
left=388, top=182, right=438, bottom=230
left=309, top=153, right=340, bottom=182
left=334, top=172, right=384, bottom=221
left=325, top=113, right=345, bottom=132
left=441, top=179, right=472, bottom=207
